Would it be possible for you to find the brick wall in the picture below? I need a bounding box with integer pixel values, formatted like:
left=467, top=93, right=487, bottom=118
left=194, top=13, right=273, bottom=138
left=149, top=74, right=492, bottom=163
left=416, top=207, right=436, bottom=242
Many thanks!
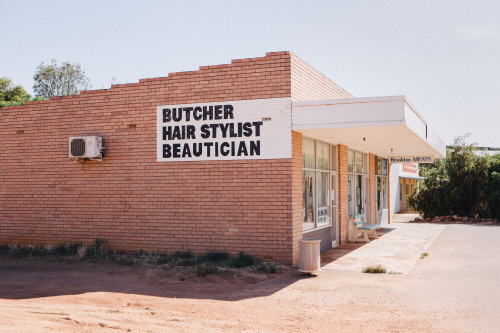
left=337, top=144, right=349, bottom=244
left=0, top=52, right=298, bottom=263
left=290, top=53, right=353, bottom=102
left=1, top=51, right=352, bottom=265
left=289, top=53, right=353, bottom=257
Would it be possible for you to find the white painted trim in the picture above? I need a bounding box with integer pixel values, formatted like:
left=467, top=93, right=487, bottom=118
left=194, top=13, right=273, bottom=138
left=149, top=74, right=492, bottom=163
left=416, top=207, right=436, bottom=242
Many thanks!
left=292, top=96, right=446, bottom=158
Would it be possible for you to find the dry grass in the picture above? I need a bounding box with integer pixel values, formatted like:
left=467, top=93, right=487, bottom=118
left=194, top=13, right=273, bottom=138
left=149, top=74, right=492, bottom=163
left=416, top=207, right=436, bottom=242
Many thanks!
left=362, top=265, right=387, bottom=273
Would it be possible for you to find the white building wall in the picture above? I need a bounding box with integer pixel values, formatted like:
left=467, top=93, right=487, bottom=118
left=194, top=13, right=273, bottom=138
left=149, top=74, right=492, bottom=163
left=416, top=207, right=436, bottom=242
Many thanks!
left=390, top=164, right=402, bottom=215
left=390, top=163, right=420, bottom=214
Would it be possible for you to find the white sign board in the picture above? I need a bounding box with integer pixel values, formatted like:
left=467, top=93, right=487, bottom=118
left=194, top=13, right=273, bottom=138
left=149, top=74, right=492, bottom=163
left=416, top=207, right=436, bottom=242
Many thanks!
left=390, top=156, right=434, bottom=163
left=157, top=98, right=292, bottom=162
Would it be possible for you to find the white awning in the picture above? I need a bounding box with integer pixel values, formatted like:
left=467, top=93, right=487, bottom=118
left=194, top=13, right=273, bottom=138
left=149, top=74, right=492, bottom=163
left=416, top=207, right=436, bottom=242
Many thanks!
left=292, top=96, right=446, bottom=158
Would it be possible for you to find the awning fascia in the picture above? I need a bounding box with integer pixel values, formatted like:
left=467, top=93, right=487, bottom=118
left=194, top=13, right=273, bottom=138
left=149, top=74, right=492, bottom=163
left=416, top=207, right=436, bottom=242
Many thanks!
left=292, top=96, right=446, bottom=158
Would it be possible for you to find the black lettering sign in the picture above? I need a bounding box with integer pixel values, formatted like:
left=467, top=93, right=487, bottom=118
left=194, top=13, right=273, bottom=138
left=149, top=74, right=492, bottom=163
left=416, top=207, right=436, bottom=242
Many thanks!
left=160, top=103, right=267, bottom=160
left=163, top=108, right=171, bottom=122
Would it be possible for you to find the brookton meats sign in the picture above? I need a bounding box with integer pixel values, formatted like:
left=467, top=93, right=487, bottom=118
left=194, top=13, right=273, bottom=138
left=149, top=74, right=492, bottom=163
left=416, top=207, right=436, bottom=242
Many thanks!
left=390, top=156, right=434, bottom=163
left=156, top=98, right=292, bottom=162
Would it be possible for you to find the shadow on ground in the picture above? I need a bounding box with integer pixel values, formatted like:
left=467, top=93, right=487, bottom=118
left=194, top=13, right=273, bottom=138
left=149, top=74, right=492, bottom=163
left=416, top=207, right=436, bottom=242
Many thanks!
left=409, top=221, right=500, bottom=227
left=0, top=258, right=315, bottom=302
left=320, top=227, right=395, bottom=266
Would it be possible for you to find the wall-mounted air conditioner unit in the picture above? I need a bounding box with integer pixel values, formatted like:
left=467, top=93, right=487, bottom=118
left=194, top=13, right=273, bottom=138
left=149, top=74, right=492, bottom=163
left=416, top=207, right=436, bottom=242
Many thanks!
left=69, top=136, right=103, bottom=161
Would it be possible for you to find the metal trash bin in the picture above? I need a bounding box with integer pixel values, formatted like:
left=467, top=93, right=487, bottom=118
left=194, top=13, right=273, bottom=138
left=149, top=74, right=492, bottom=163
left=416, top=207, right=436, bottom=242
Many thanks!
left=298, top=239, right=321, bottom=273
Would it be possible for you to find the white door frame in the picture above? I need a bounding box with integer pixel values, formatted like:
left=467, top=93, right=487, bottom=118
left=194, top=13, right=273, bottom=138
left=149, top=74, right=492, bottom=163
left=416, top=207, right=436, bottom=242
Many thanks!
left=330, top=172, right=339, bottom=247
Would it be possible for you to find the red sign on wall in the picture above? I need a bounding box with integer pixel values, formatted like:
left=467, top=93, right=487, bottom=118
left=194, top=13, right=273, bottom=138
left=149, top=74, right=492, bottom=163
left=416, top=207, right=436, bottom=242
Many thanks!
left=403, top=163, right=418, bottom=174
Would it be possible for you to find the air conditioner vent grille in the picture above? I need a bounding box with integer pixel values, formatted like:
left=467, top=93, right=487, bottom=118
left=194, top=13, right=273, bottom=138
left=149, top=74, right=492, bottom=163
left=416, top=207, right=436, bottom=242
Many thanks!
left=71, top=138, right=86, bottom=157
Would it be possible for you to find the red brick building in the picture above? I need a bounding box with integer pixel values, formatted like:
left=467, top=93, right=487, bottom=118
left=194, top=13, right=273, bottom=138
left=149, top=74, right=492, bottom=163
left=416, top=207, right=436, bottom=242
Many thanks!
left=0, top=52, right=444, bottom=264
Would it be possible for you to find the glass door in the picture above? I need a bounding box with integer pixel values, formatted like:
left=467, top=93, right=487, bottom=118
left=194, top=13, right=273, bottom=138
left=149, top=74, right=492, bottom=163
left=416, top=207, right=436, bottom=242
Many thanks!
left=330, top=172, right=339, bottom=246
left=355, top=174, right=364, bottom=215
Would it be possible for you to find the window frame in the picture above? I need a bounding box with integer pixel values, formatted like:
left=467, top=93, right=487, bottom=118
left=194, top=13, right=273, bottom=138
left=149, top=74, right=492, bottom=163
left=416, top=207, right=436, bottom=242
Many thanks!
left=377, top=157, right=388, bottom=211
left=347, top=149, right=369, bottom=216
left=302, top=137, right=337, bottom=232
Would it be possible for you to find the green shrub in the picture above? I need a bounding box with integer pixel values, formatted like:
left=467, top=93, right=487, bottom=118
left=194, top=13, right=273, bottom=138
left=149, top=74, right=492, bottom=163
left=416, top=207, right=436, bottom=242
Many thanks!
left=0, top=245, right=9, bottom=256
left=408, top=136, right=492, bottom=218
left=9, top=245, right=50, bottom=258
left=231, top=252, right=255, bottom=268
left=196, top=264, right=219, bottom=276
left=197, top=251, right=230, bottom=263
left=175, top=250, right=194, bottom=259
left=156, top=255, right=173, bottom=265
left=92, top=238, right=108, bottom=258
left=179, top=259, right=196, bottom=266
left=54, top=243, right=70, bottom=256
left=257, top=262, right=279, bottom=274
left=362, top=265, right=387, bottom=273
left=112, top=257, right=134, bottom=266
left=486, top=154, right=500, bottom=219
left=68, top=242, right=82, bottom=255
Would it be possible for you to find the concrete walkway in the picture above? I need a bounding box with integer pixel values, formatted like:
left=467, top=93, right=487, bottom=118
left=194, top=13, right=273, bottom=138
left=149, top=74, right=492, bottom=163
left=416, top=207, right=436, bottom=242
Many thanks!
left=392, top=212, right=420, bottom=223
left=321, top=216, right=446, bottom=273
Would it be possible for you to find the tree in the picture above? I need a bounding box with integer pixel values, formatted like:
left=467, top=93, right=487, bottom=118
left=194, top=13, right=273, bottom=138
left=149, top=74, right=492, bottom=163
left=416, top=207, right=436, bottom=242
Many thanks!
left=408, top=135, right=492, bottom=218
left=0, top=77, right=31, bottom=109
left=33, top=60, right=91, bottom=98
left=486, top=154, right=500, bottom=219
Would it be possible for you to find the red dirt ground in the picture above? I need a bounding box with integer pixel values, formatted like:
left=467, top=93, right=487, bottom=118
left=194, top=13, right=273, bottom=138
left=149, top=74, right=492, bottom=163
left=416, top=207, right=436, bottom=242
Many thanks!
left=1, top=222, right=499, bottom=332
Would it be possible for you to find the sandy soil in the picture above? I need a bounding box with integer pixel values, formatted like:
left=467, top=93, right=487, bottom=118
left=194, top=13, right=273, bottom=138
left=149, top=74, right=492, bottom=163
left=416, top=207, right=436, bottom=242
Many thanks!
left=1, top=223, right=499, bottom=332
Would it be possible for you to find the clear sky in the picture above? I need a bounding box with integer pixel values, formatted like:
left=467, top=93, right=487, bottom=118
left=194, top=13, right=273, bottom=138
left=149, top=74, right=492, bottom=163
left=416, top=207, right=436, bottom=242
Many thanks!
left=2, top=0, right=499, bottom=147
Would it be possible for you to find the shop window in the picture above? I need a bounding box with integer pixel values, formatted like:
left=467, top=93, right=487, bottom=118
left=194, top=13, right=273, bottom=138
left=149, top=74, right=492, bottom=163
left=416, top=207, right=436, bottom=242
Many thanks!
left=316, top=172, right=330, bottom=227
left=356, top=175, right=363, bottom=215
left=348, top=150, right=354, bottom=173
left=302, top=137, right=337, bottom=232
left=302, top=138, right=315, bottom=169
left=303, top=171, right=315, bottom=231
left=377, top=157, right=388, bottom=211
left=316, top=141, right=329, bottom=171
left=348, top=175, right=354, bottom=216
left=348, top=149, right=368, bottom=217
left=362, top=154, right=368, bottom=174
left=355, top=151, right=363, bottom=174
left=330, top=146, right=338, bottom=171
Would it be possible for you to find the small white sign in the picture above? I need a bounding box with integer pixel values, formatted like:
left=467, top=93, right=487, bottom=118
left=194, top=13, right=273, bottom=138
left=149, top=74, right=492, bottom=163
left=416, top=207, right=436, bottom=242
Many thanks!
left=157, top=98, right=292, bottom=162
left=390, top=156, right=434, bottom=163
